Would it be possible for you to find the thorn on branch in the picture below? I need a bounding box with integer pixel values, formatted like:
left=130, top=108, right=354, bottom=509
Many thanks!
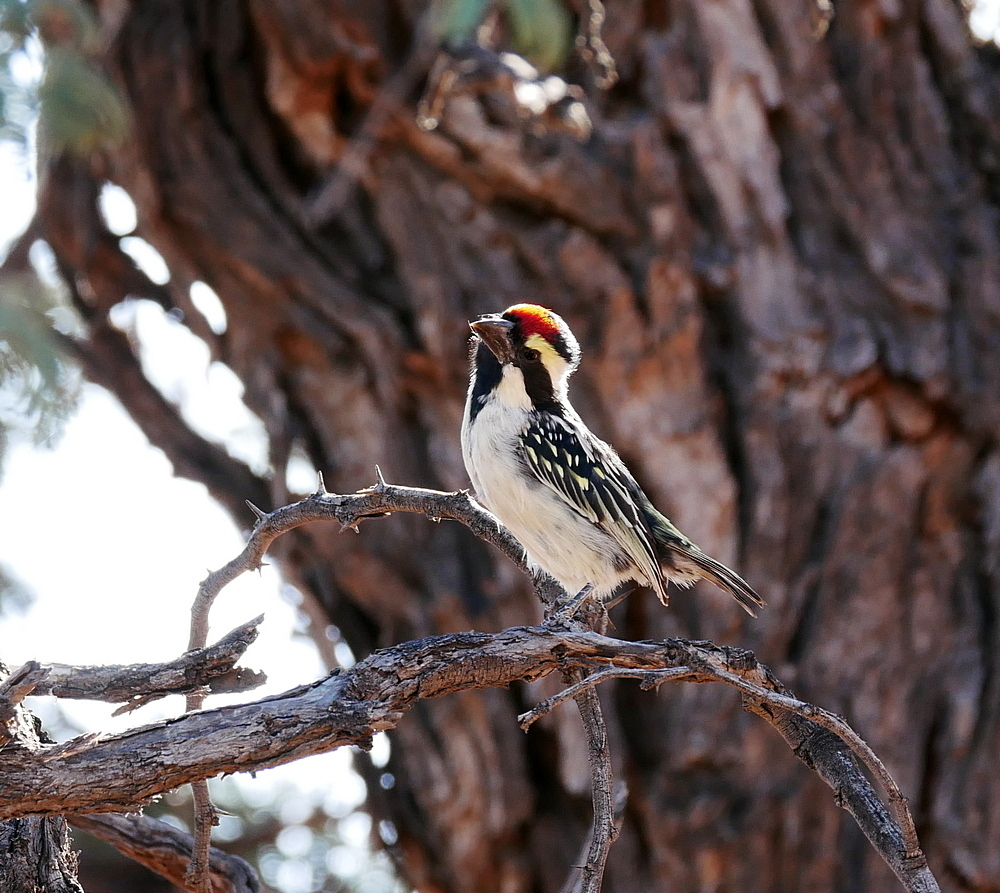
left=357, top=465, right=391, bottom=496
left=112, top=695, right=159, bottom=717
left=245, top=500, right=268, bottom=524
left=370, top=713, right=403, bottom=731
left=639, top=673, right=663, bottom=691
left=315, top=471, right=327, bottom=496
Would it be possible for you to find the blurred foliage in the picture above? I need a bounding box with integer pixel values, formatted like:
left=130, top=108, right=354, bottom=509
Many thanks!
left=0, top=0, right=111, bottom=487
left=1, top=0, right=127, bottom=155
left=38, top=43, right=127, bottom=153
left=503, top=0, right=573, bottom=73
left=0, top=271, right=80, bottom=474
left=431, top=0, right=572, bottom=72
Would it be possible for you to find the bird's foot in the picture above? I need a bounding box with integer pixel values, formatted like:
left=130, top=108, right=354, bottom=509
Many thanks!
left=548, top=583, right=597, bottom=620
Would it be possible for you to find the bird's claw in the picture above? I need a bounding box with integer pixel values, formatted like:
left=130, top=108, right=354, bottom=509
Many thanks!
left=549, top=583, right=596, bottom=620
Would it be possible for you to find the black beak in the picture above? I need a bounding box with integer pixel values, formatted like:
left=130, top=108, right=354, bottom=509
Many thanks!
left=470, top=316, right=515, bottom=364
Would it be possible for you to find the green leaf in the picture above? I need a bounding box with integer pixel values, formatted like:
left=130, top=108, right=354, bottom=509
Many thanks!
left=430, top=0, right=493, bottom=45
left=37, top=44, right=127, bottom=154
left=0, top=270, right=80, bottom=472
left=503, top=0, right=572, bottom=72
left=430, top=0, right=573, bottom=72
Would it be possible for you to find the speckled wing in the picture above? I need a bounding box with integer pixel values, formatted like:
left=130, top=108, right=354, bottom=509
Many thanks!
left=517, top=413, right=670, bottom=603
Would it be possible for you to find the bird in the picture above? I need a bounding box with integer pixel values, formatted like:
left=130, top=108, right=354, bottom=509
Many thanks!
left=461, top=302, right=763, bottom=616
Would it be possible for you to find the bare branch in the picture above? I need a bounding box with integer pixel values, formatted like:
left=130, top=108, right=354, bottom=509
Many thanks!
left=519, top=666, right=694, bottom=729
left=15, top=617, right=266, bottom=713
left=559, top=783, right=627, bottom=893
left=3, top=482, right=939, bottom=892
left=573, top=684, right=616, bottom=893
left=185, top=782, right=219, bottom=893
left=175, top=482, right=937, bottom=892
left=0, top=616, right=939, bottom=891
left=699, top=661, right=922, bottom=860
left=0, top=662, right=49, bottom=748
left=0, top=661, right=47, bottom=710
left=71, top=814, right=259, bottom=893
left=189, top=482, right=556, bottom=655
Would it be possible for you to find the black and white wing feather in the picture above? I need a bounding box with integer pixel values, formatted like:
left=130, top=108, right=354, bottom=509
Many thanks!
left=517, top=413, right=671, bottom=604
left=517, top=412, right=764, bottom=615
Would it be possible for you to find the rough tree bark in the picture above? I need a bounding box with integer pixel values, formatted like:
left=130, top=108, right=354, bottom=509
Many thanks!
left=24, top=0, right=1000, bottom=891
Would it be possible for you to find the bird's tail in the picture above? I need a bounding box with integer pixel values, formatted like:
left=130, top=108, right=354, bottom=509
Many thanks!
left=675, top=548, right=764, bottom=617
left=649, top=514, right=764, bottom=616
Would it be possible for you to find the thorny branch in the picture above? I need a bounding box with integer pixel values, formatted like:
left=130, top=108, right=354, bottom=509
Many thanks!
left=2, top=479, right=941, bottom=893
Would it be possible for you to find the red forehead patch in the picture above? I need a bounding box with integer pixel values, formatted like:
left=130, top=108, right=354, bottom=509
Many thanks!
left=504, top=303, right=561, bottom=342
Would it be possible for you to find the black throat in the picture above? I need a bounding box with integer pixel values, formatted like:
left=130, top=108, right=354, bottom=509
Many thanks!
left=468, top=341, right=502, bottom=423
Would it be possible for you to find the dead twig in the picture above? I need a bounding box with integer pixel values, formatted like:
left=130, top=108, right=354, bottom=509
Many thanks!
left=7, top=617, right=265, bottom=715
left=184, top=781, right=219, bottom=893
left=519, top=666, right=694, bottom=729
left=0, top=661, right=48, bottom=747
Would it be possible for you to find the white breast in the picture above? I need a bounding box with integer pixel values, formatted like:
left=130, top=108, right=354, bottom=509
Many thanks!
left=461, top=370, right=638, bottom=598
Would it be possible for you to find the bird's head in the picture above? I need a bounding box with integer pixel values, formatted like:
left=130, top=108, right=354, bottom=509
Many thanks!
left=469, top=303, right=580, bottom=407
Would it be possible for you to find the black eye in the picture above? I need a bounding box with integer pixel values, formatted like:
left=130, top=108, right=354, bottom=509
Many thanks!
left=521, top=347, right=540, bottom=362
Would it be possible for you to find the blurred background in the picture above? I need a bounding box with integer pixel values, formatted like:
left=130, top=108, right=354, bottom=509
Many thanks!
left=4, top=1, right=1000, bottom=891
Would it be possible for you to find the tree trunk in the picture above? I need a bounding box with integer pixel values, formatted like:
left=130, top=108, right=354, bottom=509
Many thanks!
left=0, top=817, right=84, bottom=893
left=38, top=0, right=1000, bottom=890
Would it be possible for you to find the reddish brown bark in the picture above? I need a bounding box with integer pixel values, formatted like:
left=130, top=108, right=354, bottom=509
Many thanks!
left=30, top=0, right=1000, bottom=890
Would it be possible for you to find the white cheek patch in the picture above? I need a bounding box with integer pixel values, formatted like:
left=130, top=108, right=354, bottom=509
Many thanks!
left=496, top=365, right=533, bottom=409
